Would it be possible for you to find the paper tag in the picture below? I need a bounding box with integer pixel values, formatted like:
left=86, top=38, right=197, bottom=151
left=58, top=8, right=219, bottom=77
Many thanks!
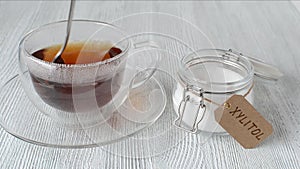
left=214, top=95, right=273, bottom=149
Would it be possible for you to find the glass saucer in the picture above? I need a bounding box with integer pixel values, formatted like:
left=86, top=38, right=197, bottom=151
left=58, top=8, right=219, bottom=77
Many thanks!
left=0, top=73, right=166, bottom=148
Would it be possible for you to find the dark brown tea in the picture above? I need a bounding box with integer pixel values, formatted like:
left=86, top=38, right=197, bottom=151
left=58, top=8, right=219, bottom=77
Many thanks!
left=32, top=41, right=122, bottom=64
left=31, top=41, right=123, bottom=112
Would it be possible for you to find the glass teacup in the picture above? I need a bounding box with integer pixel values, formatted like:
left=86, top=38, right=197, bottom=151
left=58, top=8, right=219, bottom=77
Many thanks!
left=19, top=20, right=130, bottom=125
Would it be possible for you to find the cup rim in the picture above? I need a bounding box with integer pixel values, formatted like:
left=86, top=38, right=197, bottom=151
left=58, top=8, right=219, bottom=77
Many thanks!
left=19, top=19, right=130, bottom=68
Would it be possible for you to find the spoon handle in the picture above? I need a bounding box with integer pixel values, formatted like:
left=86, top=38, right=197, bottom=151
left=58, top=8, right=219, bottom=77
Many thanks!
left=53, top=0, right=76, bottom=63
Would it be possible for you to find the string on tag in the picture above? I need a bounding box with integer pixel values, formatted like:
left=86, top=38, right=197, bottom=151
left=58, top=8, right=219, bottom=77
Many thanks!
left=204, top=83, right=254, bottom=107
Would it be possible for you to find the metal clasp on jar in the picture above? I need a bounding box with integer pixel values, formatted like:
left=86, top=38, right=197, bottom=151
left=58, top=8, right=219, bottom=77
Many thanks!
left=174, top=85, right=206, bottom=133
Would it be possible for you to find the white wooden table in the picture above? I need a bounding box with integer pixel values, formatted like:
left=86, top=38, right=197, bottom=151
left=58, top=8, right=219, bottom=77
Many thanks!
left=1, top=1, right=300, bottom=168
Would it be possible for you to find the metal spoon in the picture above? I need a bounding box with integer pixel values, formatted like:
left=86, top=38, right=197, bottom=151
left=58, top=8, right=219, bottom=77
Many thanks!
left=52, top=0, right=76, bottom=63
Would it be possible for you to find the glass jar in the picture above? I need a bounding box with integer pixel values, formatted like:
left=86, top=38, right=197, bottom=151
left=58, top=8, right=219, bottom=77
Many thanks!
left=173, top=49, right=254, bottom=134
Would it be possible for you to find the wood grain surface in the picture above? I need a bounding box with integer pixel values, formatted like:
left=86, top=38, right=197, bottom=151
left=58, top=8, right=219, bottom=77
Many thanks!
left=0, top=1, right=300, bottom=169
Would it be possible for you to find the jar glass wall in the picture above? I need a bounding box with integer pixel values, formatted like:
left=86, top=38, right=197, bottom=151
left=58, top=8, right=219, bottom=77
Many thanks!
left=173, top=49, right=254, bottom=134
